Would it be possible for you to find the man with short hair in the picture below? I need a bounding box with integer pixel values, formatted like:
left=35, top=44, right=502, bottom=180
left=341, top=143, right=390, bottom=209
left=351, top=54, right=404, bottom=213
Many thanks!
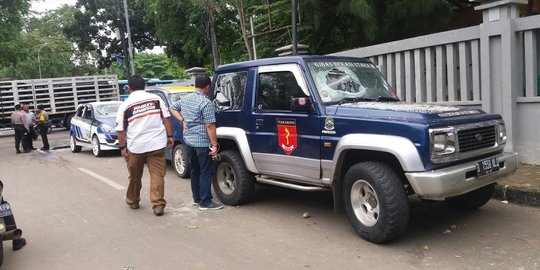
left=10, top=104, right=29, bottom=154
left=35, top=104, right=50, bottom=150
left=116, top=75, right=174, bottom=216
left=170, top=74, right=223, bottom=211
left=23, top=105, right=36, bottom=150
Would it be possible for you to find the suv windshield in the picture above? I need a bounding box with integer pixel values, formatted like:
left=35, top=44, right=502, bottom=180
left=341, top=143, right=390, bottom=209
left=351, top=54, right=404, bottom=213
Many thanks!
left=307, top=61, right=395, bottom=104
left=94, top=103, right=121, bottom=121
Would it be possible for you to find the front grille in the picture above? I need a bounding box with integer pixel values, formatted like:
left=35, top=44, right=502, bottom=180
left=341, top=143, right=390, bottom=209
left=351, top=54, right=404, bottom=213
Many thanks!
left=458, top=125, right=496, bottom=152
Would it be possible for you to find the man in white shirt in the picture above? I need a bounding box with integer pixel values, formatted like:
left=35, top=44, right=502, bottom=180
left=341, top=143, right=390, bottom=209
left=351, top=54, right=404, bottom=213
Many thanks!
left=116, top=75, right=174, bottom=216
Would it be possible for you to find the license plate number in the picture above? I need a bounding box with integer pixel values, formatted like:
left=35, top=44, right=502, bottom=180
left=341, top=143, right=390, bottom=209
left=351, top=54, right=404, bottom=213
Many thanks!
left=476, top=158, right=499, bottom=177
left=0, top=203, right=12, bottom=218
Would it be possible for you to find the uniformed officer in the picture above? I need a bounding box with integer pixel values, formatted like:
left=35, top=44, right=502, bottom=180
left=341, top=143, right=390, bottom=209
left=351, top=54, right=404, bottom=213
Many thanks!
left=35, top=105, right=50, bottom=150
left=10, top=104, right=29, bottom=154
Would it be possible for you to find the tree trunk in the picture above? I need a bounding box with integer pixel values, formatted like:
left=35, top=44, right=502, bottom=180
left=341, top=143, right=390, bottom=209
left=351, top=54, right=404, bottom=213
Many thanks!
left=236, top=0, right=254, bottom=60
left=207, top=4, right=220, bottom=68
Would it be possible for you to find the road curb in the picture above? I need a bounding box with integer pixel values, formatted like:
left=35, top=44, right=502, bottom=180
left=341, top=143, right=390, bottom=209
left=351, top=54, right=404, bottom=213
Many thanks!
left=493, top=183, right=540, bottom=207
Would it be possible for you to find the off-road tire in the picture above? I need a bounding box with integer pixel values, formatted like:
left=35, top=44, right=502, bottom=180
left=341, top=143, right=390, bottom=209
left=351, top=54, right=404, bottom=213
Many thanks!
left=172, top=144, right=190, bottom=178
left=342, top=162, right=409, bottom=243
left=213, top=150, right=255, bottom=205
left=445, top=183, right=495, bottom=210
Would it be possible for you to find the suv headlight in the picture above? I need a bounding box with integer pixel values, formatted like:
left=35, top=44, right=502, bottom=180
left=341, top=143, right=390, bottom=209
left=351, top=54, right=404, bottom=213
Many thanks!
left=497, top=120, right=507, bottom=144
left=430, top=127, right=456, bottom=160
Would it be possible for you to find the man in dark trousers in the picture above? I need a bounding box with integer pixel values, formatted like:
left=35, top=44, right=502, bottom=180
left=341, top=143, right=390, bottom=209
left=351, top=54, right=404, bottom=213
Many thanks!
left=10, top=104, right=29, bottom=154
left=22, top=105, right=36, bottom=150
left=170, top=75, right=223, bottom=211
left=35, top=105, right=50, bottom=150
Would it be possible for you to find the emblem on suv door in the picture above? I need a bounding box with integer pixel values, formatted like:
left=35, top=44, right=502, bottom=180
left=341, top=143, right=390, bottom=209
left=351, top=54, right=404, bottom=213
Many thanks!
left=277, top=119, right=297, bottom=155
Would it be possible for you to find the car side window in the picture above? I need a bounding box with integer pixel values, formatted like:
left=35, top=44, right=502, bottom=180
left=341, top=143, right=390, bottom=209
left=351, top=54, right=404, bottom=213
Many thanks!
left=257, top=71, right=306, bottom=111
left=214, top=71, right=247, bottom=110
left=75, top=107, right=84, bottom=117
left=83, top=107, right=92, bottom=119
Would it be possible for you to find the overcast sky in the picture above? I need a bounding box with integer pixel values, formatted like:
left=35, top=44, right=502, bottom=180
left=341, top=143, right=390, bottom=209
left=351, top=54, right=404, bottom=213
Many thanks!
left=31, top=0, right=77, bottom=12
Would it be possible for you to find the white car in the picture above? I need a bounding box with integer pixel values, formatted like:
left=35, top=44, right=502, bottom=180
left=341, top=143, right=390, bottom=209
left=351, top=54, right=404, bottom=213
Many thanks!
left=69, top=101, right=122, bottom=157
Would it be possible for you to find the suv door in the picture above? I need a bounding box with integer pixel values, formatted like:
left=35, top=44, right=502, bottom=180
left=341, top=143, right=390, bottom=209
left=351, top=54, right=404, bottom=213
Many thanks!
left=248, top=64, right=322, bottom=185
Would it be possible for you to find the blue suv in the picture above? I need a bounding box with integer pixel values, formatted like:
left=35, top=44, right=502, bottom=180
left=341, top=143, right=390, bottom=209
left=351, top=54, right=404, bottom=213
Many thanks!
left=209, top=55, right=518, bottom=243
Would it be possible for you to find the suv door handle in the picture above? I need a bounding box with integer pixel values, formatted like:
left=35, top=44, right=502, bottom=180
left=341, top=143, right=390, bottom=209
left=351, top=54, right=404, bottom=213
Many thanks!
left=256, top=119, right=264, bottom=126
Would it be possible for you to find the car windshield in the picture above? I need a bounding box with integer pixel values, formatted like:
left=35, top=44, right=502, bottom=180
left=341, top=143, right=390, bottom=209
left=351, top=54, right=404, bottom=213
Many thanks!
left=307, top=61, right=396, bottom=104
left=94, top=103, right=121, bottom=121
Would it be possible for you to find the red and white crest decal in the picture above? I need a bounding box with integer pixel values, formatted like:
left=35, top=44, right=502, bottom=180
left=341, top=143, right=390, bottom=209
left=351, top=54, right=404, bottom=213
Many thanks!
left=277, top=119, right=297, bottom=155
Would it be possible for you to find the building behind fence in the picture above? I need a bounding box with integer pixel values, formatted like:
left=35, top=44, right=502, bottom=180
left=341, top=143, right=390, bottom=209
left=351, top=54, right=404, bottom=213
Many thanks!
left=333, top=0, right=540, bottom=165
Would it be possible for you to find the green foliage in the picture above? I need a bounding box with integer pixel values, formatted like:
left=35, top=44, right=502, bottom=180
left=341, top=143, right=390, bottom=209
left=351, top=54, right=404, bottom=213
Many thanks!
left=110, top=53, right=189, bottom=80
left=64, top=0, right=156, bottom=69
left=0, top=0, right=31, bottom=67
left=0, top=5, right=99, bottom=79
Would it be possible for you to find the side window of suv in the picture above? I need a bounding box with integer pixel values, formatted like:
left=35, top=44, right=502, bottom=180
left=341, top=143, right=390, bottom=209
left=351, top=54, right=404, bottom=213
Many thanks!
left=257, top=71, right=306, bottom=111
left=214, top=71, right=247, bottom=110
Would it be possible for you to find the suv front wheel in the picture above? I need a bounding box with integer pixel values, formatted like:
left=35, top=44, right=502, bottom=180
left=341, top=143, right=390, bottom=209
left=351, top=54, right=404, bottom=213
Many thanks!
left=342, top=162, right=409, bottom=243
left=212, top=150, right=255, bottom=205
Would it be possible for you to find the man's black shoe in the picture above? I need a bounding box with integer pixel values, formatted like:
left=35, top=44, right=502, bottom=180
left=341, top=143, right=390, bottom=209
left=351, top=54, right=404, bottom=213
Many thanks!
left=31, top=147, right=37, bottom=150
left=13, top=238, right=26, bottom=251
left=16, top=150, right=21, bottom=154
left=40, top=147, right=49, bottom=151
left=22, top=149, right=30, bottom=153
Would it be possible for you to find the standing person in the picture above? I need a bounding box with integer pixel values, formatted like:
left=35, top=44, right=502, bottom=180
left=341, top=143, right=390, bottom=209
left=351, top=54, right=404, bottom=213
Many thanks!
left=170, top=75, right=223, bottom=211
left=35, top=105, right=50, bottom=150
left=10, top=104, right=29, bottom=154
left=116, top=75, right=174, bottom=216
left=23, top=105, right=37, bottom=150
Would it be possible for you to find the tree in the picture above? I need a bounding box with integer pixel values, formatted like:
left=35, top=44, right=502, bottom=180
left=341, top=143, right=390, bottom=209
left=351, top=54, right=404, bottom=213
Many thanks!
left=64, top=0, right=156, bottom=70
left=110, top=53, right=189, bottom=80
left=0, top=0, right=31, bottom=68
left=0, top=5, right=99, bottom=79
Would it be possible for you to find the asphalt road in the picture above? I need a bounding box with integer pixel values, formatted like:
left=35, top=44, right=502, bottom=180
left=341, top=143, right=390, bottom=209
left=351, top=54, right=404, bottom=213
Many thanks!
left=0, top=130, right=539, bottom=270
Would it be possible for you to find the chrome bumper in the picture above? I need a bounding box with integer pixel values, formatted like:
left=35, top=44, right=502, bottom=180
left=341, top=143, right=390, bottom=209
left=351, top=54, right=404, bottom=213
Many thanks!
left=405, top=152, right=518, bottom=200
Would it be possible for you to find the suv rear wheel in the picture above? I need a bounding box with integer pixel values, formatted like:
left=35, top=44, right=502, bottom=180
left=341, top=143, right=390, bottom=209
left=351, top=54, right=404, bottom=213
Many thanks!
left=342, top=162, right=409, bottom=243
left=213, top=150, right=255, bottom=205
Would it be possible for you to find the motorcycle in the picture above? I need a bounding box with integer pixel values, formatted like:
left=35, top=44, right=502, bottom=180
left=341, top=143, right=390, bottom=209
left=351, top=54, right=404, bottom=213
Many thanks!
left=0, top=180, right=26, bottom=267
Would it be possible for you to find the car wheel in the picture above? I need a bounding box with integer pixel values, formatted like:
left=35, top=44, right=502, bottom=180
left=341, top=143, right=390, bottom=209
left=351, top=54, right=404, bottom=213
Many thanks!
left=172, top=144, right=190, bottom=178
left=212, top=150, right=255, bottom=205
left=91, top=135, right=103, bottom=157
left=445, top=183, right=495, bottom=210
left=342, top=162, right=409, bottom=243
left=70, top=133, right=82, bottom=153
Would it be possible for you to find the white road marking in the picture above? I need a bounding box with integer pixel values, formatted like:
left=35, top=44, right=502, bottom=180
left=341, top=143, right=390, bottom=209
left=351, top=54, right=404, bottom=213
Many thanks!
left=78, top=168, right=126, bottom=190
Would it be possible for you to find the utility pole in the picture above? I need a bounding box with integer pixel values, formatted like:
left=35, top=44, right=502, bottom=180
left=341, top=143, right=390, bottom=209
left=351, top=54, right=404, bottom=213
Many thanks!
left=114, top=0, right=130, bottom=79
left=123, top=0, right=135, bottom=76
left=291, top=0, right=298, bottom=56
left=37, top=43, right=49, bottom=79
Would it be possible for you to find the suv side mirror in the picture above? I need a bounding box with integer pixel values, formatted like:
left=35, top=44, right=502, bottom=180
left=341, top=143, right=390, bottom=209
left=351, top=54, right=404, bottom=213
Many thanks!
left=290, top=97, right=311, bottom=112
